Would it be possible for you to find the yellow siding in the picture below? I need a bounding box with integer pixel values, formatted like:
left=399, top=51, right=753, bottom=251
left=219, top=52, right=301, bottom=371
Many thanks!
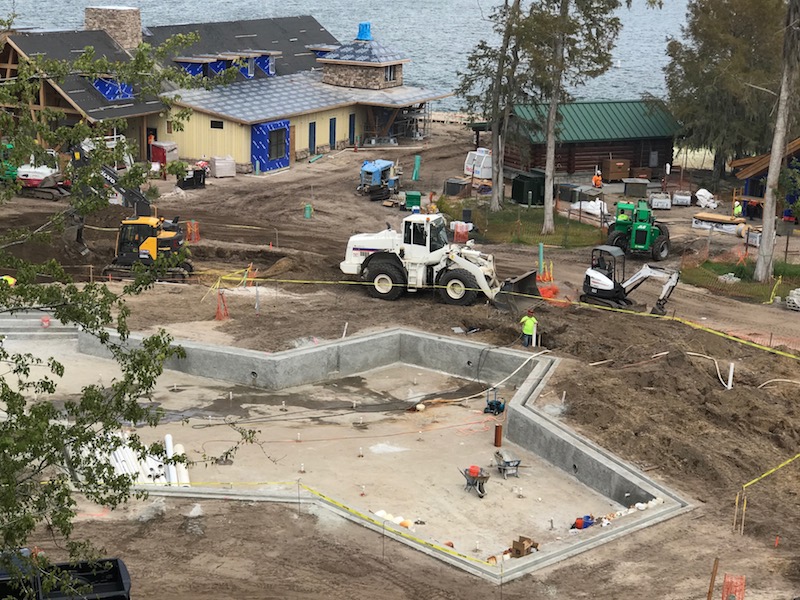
left=155, top=105, right=367, bottom=166
left=291, top=106, right=365, bottom=154
left=155, top=112, right=250, bottom=163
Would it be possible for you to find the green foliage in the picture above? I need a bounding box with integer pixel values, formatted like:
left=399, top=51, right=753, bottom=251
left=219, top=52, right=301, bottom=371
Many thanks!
left=665, top=0, right=784, bottom=162
left=680, top=259, right=800, bottom=303
left=438, top=195, right=602, bottom=247
left=165, top=160, right=190, bottom=179
left=0, top=14, right=253, bottom=594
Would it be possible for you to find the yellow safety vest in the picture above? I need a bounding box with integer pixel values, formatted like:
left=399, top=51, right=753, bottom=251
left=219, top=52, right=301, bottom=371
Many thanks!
left=520, top=315, right=538, bottom=335
left=734, top=204, right=742, bottom=217
left=1, top=275, right=16, bottom=287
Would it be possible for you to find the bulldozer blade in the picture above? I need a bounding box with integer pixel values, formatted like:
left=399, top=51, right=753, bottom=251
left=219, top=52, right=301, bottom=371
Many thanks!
left=493, top=270, right=540, bottom=313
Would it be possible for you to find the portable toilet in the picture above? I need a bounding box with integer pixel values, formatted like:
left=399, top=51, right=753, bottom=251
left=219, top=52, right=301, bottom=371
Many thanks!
left=464, top=148, right=492, bottom=179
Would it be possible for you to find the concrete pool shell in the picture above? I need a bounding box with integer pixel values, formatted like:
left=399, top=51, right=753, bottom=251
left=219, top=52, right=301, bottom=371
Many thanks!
left=75, top=327, right=692, bottom=583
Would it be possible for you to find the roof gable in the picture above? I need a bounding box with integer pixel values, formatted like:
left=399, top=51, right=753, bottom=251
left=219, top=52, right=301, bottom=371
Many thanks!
left=514, top=100, right=679, bottom=144
left=144, top=16, right=339, bottom=77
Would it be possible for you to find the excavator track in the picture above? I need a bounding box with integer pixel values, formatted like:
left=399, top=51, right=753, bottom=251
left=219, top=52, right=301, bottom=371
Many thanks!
left=20, top=187, right=71, bottom=201
left=101, top=266, right=190, bottom=283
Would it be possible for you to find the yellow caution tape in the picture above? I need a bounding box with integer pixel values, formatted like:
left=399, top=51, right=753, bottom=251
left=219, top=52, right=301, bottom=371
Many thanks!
left=742, top=451, right=800, bottom=489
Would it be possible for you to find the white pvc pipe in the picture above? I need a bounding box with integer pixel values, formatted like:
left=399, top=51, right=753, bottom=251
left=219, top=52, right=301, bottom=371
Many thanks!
left=173, top=443, right=191, bottom=487
left=164, top=434, right=178, bottom=485
left=727, top=362, right=735, bottom=390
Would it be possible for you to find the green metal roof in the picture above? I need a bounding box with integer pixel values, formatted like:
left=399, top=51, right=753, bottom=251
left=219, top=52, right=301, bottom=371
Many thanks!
left=514, top=100, right=679, bottom=144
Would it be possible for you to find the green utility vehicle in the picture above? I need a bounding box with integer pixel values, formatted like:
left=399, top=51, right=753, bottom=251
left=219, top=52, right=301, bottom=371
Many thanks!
left=606, top=199, right=670, bottom=261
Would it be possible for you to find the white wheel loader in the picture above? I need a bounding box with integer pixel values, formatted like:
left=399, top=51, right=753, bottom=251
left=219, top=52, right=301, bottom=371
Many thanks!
left=340, top=212, right=539, bottom=309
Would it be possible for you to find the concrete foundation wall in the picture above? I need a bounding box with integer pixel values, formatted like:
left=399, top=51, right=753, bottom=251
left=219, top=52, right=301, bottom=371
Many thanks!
left=397, top=330, right=536, bottom=387
left=77, top=327, right=402, bottom=390
left=505, top=364, right=670, bottom=507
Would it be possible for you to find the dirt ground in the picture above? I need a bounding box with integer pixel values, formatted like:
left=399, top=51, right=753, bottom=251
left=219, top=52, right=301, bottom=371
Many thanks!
left=4, top=124, right=800, bottom=599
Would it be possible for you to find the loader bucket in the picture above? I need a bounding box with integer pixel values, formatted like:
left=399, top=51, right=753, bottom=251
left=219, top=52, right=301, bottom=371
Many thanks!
left=493, top=270, right=540, bottom=313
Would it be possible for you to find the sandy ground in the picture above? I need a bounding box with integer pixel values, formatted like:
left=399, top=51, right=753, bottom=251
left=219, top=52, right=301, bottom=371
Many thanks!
left=3, top=124, right=800, bottom=599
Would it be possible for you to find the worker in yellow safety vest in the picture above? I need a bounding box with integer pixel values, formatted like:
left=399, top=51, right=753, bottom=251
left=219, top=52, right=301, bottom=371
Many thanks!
left=1, top=275, right=16, bottom=287
left=733, top=201, right=743, bottom=218
left=520, top=308, right=538, bottom=348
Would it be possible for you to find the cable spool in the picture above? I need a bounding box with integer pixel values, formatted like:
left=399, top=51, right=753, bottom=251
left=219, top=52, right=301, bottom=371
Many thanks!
left=736, top=223, right=750, bottom=238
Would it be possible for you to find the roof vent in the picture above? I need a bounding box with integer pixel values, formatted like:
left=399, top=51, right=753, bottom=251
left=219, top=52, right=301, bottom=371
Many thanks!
left=356, top=22, right=372, bottom=42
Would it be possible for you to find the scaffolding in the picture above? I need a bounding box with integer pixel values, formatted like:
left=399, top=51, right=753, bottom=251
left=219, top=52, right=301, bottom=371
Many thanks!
left=363, top=103, right=432, bottom=145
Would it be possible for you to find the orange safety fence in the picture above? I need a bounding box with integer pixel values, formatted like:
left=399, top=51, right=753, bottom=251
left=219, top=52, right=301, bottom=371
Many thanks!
left=186, top=220, right=201, bottom=243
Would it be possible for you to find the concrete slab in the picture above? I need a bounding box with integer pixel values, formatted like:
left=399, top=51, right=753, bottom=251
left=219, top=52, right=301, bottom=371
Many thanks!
left=2, top=330, right=690, bottom=583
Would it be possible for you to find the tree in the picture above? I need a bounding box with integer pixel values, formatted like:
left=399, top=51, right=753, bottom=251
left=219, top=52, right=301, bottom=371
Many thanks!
left=456, top=0, right=524, bottom=213
left=0, top=18, right=247, bottom=596
left=754, top=0, right=800, bottom=282
left=665, top=0, right=783, bottom=187
left=457, top=1, right=659, bottom=231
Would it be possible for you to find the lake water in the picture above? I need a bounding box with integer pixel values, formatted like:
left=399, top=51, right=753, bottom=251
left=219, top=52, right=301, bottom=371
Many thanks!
left=1, top=0, right=687, bottom=110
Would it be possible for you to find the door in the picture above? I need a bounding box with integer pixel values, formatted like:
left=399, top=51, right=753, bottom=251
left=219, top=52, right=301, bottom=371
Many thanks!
left=329, top=117, right=336, bottom=149
left=308, top=122, right=316, bottom=155
left=348, top=113, right=356, bottom=145
left=289, top=125, right=296, bottom=164
left=146, top=127, right=157, bottom=161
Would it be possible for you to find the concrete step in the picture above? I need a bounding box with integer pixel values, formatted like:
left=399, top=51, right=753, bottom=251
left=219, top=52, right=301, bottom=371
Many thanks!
left=0, top=310, right=79, bottom=339
left=1, top=331, right=79, bottom=340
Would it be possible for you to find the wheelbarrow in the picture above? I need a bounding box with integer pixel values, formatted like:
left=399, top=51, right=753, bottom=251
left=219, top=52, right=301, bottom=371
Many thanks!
left=494, top=449, right=521, bottom=480
left=460, top=466, right=490, bottom=498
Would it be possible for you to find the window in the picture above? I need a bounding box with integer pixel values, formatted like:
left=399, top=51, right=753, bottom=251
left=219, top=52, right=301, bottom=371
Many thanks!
left=210, top=120, right=224, bottom=130
left=268, top=128, right=286, bottom=160
left=384, top=65, right=396, bottom=82
left=166, top=121, right=173, bottom=134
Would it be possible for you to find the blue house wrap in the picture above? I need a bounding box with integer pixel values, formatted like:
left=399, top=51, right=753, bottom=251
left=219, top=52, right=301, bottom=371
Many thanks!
left=251, top=119, right=290, bottom=172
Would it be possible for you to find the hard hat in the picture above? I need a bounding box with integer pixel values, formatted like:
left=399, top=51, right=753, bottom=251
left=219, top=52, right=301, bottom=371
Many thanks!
left=734, top=201, right=740, bottom=206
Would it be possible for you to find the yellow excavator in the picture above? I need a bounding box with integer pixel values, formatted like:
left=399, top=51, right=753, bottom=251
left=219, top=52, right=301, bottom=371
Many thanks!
left=70, top=146, right=194, bottom=281
left=102, top=212, right=194, bottom=281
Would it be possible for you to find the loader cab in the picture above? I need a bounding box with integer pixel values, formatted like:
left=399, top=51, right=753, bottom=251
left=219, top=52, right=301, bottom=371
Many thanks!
left=402, top=213, right=448, bottom=263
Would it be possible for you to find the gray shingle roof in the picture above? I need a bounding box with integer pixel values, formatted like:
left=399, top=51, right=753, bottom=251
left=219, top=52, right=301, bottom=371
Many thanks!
left=319, top=39, right=408, bottom=65
left=8, top=30, right=162, bottom=122
left=145, top=16, right=340, bottom=77
left=166, top=71, right=450, bottom=124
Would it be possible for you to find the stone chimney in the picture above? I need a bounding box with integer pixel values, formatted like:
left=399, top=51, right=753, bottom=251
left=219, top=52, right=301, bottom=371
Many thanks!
left=84, top=6, right=142, bottom=50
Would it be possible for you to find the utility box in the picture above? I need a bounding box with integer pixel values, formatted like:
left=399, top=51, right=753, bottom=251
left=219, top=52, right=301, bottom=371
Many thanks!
left=511, top=170, right=545, bottom=206
left=556, top=183, right=579, bottom=203
left=602, top=158, right=631, bottom=182
left=464, top=148, right=492, bottom=179
left=150, top=141, right=178, bottom=164
left=622, top=178, right=649, bottom=198
left=404, top=191, right=421, bottom=209
left=630, top=166, right=652, bottom=179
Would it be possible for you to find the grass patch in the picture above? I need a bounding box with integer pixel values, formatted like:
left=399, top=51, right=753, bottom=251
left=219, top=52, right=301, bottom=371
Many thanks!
left=438, top=196, right=604, bottom=248
left=680, top=260, right=800, bottom=303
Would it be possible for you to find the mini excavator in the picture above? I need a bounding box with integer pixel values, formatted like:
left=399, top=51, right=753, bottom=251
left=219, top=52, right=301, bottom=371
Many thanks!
left=580, top=245, right=679, bottom=315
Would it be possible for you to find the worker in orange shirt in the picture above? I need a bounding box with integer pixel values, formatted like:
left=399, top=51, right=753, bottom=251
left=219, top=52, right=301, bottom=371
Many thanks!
left=592, top=171, right=603, bottom=188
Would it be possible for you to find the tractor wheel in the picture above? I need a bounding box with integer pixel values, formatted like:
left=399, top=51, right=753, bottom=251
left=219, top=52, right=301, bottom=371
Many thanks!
left=438, top=269, right=479, bottom=306
left=607, top=230, right=629, bottom=252
left=366, top=263, right=406, bottom=300
left=651, top=235, right=670, bottom=261
left=656, top=223, right=670, bottom=239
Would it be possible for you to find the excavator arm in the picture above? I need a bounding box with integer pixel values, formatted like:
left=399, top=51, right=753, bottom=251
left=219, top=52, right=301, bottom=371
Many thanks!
left=621, top=264, right=680, bottom=315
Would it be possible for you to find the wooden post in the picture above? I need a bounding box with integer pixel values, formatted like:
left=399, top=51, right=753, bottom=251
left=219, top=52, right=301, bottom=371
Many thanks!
left=706, top=557, right=719, bottom=600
